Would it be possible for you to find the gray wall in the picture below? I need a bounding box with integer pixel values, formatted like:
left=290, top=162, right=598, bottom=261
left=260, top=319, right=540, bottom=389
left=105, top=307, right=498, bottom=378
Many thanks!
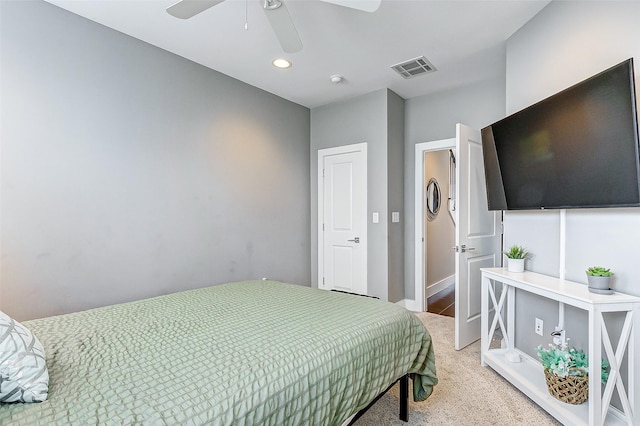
left=425, top=150, right=455, bottom=287
left=504, top=1, right=640, bottom=408
left=310, top=89, right=404, bottom=301
left=504, top=0, right=640, bottom=366
left=1, top=0, right=311, bottom=321
left=387, top=91, right=405, bottom=303
left=403, top=70, right=507, bottom=300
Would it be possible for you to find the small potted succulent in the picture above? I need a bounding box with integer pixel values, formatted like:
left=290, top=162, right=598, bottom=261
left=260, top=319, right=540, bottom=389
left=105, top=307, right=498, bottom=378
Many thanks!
left=503, top=245, right=530, bottom=273
left=537, top=343, right=609, bottom=405
left=586, top=266, right=613, bottom=293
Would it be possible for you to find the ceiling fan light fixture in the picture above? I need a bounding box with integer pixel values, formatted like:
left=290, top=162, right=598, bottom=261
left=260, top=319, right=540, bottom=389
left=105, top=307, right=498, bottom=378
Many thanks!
left=272, top=58, right=292, bottom=69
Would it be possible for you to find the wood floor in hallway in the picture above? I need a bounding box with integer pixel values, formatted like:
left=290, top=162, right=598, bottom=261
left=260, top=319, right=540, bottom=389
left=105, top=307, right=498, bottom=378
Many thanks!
left=426, top=284, right=454, bottom=317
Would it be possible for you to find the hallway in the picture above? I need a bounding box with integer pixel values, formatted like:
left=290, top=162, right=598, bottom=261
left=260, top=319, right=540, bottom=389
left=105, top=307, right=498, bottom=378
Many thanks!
left=426, top=284, right=454, bottom=317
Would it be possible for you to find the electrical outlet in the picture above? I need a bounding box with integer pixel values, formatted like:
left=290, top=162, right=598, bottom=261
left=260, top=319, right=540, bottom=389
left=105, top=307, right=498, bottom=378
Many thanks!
left=535, top=318, right=544, bottom=336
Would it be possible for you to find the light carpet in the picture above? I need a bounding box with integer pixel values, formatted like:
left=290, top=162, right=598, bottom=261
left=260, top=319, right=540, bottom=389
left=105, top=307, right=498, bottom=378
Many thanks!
left=354, top=312, right=561, bottom=425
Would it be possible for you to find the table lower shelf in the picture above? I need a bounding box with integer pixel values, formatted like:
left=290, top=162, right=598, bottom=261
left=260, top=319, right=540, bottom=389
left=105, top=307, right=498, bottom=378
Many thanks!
left=482, top=348, right=626, bottom=425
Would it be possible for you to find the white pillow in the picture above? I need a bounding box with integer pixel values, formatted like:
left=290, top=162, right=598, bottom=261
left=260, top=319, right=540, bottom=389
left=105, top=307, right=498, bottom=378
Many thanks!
left=0, top=311, right=49, bottom=403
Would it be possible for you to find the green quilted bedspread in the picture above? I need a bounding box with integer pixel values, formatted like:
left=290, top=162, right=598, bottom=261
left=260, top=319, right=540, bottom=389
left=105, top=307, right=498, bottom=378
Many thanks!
left=0, top=281, right=437, bottom=425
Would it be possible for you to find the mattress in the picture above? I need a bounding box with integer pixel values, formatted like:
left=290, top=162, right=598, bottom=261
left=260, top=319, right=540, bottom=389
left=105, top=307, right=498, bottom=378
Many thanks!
left=0, top=280, right=437, bottom=425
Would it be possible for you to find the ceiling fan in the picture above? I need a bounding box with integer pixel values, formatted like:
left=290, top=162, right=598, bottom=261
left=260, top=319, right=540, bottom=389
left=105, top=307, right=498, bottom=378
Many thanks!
left=166, top=0, right=381, bottom=53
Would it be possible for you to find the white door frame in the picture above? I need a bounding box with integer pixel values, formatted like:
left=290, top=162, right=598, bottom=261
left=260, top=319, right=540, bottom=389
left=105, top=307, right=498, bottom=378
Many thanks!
left=413, top=138, right=455, bottom=312
left=318, top=142, right=368, bottom=293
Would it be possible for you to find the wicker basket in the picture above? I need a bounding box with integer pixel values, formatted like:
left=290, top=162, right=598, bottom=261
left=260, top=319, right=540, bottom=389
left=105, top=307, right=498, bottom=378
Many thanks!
left=543, top=369, right=588, bottom=405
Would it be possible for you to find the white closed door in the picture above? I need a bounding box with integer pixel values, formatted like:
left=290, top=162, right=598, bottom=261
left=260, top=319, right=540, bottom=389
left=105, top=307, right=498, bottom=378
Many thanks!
left=318, top=143, right=367, bottom=295
left=455, top=123, right=501, bottom=350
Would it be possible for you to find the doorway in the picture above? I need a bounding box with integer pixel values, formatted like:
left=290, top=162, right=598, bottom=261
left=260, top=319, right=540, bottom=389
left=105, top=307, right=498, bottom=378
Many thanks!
left=424, top=149, right=456, bottom=317
left=413, top=138, right=455, bottom=313
left=414, top=124, right=502, bottom=350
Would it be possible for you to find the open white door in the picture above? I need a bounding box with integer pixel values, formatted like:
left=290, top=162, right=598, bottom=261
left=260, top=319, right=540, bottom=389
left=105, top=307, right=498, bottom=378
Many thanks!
left=454, top=123, right=501, bottom=350
left=318, top=143, right=367, bottom=295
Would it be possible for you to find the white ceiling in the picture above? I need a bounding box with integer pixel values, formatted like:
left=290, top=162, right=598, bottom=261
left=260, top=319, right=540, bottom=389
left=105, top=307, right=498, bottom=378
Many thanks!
left=44, top=0, right=550, bottom=109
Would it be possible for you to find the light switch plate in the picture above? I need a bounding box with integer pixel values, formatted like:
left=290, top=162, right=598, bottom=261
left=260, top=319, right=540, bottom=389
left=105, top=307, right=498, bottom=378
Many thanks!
left=392, top=212, right=400, bottom=223
left=372, top=212, right=379, bottom=223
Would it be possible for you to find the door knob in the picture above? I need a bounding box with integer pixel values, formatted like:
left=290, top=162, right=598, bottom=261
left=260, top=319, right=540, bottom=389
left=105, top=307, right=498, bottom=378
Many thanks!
left=347, top=237, right=360, bottom=243
left=452, top=244, right=475, bottom=253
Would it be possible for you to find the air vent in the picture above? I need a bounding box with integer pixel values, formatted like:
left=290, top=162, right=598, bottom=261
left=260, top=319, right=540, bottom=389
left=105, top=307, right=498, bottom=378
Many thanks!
left=391, top=56, right=436, bottom=79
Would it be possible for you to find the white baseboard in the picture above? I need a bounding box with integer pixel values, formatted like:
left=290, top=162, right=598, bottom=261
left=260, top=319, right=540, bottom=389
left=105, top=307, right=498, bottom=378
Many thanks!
left=426, top=274, right=455, bottom=299
left=397, top=275, right=455, bottom=313
left=396, top=299, right=422, bottom=312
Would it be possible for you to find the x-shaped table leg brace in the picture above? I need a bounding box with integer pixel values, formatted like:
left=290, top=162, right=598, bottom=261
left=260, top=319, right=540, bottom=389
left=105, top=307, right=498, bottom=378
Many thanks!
left=488, top=283, right=509, bottom=348
left=599, top=310, right=634, bottom=424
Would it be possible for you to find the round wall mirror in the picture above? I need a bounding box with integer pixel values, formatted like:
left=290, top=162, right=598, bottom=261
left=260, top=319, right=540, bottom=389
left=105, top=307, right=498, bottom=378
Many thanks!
left=426, top=178, right=441, bottom=221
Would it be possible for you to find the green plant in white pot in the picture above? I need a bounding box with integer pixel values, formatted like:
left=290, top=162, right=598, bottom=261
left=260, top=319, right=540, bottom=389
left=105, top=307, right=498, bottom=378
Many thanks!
left=586, top=266, right=613, bottom=294
left=503, top=245, right=529, bottom=273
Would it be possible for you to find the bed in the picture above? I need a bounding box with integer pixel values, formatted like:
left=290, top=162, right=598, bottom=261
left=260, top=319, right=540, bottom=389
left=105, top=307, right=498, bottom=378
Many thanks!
left=0, top=280, right=437, bottom=425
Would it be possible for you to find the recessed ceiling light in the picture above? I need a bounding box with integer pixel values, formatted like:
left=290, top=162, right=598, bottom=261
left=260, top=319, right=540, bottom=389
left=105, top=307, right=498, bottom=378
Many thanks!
left=272, top=58, right=291, bottom=69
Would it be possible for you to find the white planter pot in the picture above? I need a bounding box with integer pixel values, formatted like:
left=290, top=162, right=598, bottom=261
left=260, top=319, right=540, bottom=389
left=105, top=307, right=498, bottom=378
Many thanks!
left=587, top=275, right=612, bottom=294
left=507, top=258, right=525, bottom=273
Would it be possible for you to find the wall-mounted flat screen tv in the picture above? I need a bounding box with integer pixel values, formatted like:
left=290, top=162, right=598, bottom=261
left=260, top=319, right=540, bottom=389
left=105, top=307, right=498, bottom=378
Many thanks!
left=481, top=58, right=640, bottom=211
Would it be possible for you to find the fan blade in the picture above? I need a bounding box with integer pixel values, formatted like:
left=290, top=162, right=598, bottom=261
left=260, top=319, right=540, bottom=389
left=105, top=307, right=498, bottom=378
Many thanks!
left=263, top=0, right=303, bottom=53
left=166, top=0, right=225, bottom=19
left=320, top=0, right=381, bottom=13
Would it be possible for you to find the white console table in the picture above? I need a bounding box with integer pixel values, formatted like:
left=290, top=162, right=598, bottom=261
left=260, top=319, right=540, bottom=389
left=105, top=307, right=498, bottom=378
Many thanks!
left=481, top=268, right=640, bottom=425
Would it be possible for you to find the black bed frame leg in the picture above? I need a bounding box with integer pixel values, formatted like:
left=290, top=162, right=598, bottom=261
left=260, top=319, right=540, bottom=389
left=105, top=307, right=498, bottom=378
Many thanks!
left=399, top=374, right=409, bottom=422
left=346, top=374, right=411, bottom=425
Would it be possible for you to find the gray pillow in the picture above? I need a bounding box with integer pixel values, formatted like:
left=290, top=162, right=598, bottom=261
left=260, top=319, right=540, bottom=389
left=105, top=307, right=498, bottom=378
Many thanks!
left=0, top=311, right=49, bottom=403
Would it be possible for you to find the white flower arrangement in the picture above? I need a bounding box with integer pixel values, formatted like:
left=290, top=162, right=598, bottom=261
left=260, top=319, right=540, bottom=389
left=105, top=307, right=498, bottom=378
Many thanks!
left=536, top=343, right=609, bottom=383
